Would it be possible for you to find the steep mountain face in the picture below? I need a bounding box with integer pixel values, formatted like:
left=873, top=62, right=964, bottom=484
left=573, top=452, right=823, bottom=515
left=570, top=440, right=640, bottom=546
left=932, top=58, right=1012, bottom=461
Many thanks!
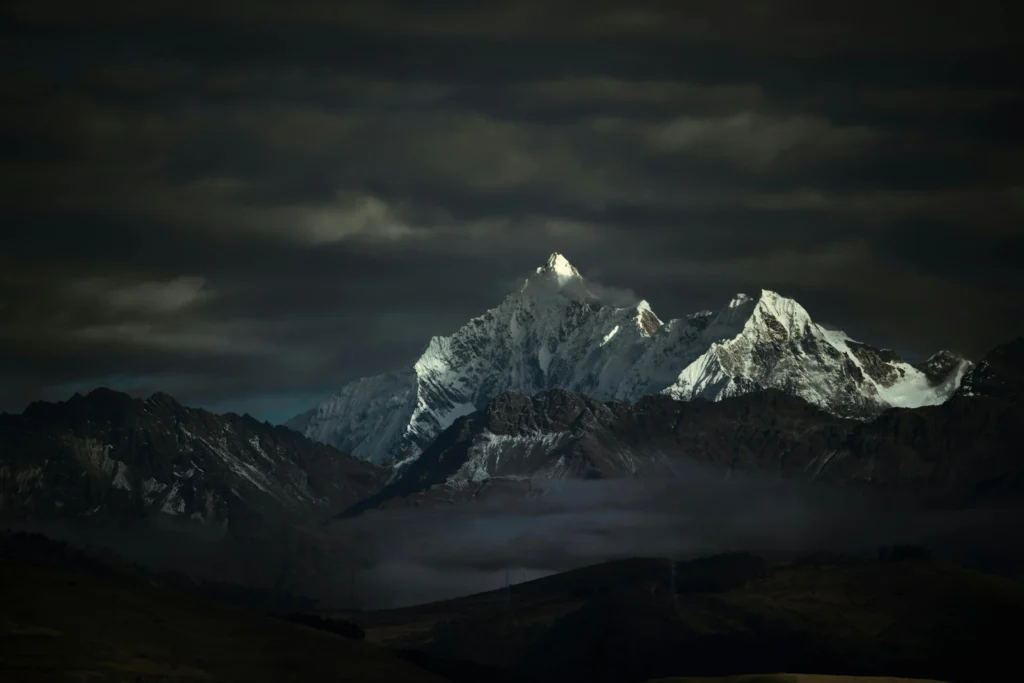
left=344, top=338, right=1023, bottom=514
left=0, top=388, right=387, bottom=527
left=341, top=389, right=840, bottom=515
left=294, top=253, right=969, bottom=466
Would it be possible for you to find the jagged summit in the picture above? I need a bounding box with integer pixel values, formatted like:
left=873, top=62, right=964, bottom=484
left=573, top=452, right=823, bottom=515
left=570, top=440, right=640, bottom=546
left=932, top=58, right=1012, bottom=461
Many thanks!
left=537, top=252, right=582, bottom=282
left=289, top=257, right=971, bottom=466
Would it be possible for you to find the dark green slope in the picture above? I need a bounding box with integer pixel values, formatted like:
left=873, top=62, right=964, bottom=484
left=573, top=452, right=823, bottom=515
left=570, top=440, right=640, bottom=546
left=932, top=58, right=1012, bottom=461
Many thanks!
left=0, top=533, right=445, bottom=683
left=348, top=552, right=1024, bottom=683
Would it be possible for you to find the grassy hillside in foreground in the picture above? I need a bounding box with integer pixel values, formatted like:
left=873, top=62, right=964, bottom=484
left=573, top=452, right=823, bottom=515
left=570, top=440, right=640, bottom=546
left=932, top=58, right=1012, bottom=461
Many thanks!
left=0, top=554, right=447, bottom=683
left=1, top=535, right=1014, bottom=683
left=650, top=676, right=946, bottom=683
left=342, top=552, right=1024, bottom=683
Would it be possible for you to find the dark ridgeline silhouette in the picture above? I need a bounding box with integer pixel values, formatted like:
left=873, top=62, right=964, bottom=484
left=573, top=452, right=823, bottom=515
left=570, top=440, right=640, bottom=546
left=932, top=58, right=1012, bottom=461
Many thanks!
left=405, top=550, right=1024, bottom=683
left=274, top=612, right=366, bottom=640
left=878, top=545, right=932, bottom=562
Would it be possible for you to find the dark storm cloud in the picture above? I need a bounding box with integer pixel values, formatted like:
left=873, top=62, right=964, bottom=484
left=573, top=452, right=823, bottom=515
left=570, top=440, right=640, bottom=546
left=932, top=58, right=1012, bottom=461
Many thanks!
left=1, top=0, right=1022, bottom=416
left=6, top=0, right=1021, bottom=56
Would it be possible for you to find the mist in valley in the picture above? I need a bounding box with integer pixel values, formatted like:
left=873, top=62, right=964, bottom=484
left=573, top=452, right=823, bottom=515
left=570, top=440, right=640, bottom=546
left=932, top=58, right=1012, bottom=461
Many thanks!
left=325, top=462, right=1024, bottom=608
left=7, top=458, right=1024, bottom=610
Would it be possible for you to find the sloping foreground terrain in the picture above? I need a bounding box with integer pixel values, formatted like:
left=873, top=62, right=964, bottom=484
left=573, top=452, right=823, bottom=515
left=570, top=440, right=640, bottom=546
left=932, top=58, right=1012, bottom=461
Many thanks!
left=0, top=532, right=446, bottom=683
left=652, top=677, right=945, bottom=683
left=343, top=551, right=1024, bottom=683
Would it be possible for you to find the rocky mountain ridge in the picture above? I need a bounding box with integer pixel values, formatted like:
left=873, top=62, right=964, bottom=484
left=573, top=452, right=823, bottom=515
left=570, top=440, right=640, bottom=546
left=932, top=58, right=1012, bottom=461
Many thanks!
left=0, top=388, right=386, bottom=527
left=343, top=337, right=1023, bottom=515
left=292, top=253, right=971, bottom=466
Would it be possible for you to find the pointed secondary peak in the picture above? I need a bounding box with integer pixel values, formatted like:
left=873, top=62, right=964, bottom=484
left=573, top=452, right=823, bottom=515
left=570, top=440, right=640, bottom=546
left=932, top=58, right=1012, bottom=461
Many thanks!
left=751, top=289, right=814, bottom=337
left=635, top=300, right=662, bottom=335
left=538, top=252, right=582, bottom=281
left=711, top=289, right=811, bottom=337
left=635, top=299, right=662, bottom=324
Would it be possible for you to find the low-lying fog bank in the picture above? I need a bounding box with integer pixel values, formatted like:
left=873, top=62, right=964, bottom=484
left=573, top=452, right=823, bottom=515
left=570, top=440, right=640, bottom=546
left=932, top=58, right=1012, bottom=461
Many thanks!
left=8, top=462, right=1024, bottom=609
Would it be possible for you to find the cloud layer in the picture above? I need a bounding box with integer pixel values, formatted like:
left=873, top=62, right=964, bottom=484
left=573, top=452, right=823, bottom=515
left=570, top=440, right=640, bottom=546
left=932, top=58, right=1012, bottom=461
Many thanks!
left=1, top=0, right=1022, bottom=418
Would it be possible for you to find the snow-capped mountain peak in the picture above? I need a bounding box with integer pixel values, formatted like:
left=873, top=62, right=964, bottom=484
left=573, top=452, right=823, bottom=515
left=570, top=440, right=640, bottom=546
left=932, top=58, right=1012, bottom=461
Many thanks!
left=289, top=256, right=970, bottom=466
left=538, top=251, right=582, bottom=283
left=522, top=252, right=597, bottom=304
left=742, top=289, right=816, bottom=342
left=712, top=289, right=812, bottom=336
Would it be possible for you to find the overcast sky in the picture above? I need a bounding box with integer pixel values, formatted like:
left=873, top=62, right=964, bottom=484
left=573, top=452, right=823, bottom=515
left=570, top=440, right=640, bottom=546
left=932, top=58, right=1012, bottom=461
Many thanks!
left=2, top=0, right=1022, bottom=422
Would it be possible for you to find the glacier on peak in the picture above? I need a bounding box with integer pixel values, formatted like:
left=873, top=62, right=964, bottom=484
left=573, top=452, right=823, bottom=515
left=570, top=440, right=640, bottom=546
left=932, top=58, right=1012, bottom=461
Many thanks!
left=289, top=253, right=971, bottom=466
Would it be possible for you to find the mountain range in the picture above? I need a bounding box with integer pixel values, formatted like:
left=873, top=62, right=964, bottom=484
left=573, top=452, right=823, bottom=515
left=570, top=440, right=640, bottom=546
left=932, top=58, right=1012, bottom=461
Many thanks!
left=344, top=337, right=1024, bottom=516
left=0, top=388, right=385, bottom=527
left=0, top=388, right=396, bottom=596
left=289, top=253, right=972, bottom=467
left=2, top=253, right=1021, bottom=605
